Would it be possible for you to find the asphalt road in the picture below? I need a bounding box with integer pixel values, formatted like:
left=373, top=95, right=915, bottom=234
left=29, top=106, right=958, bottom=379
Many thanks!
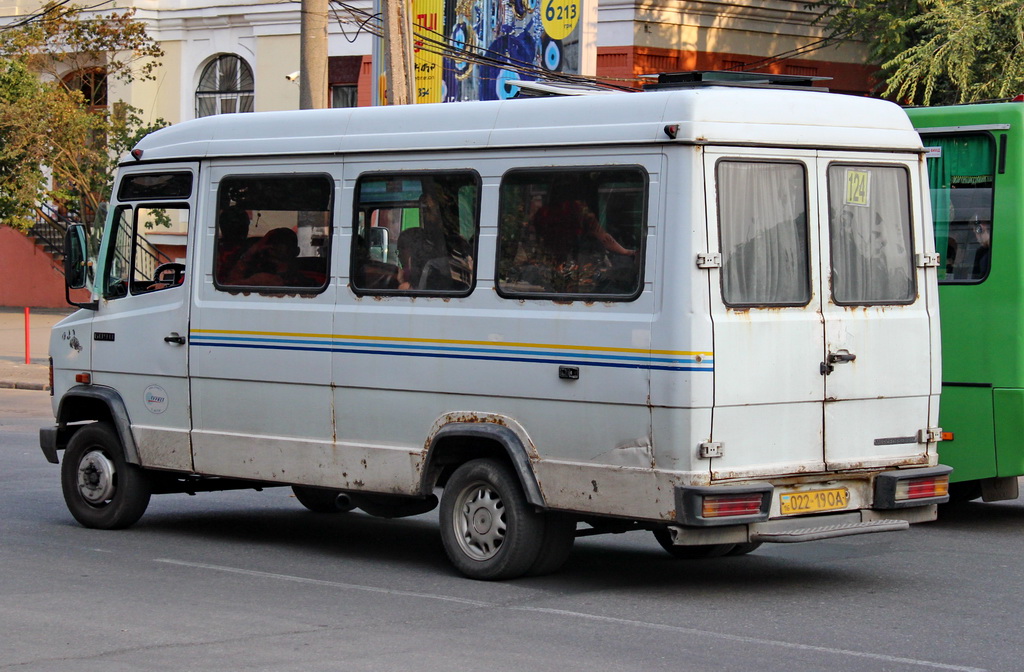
left=2, top=388, right=1020, bottom=672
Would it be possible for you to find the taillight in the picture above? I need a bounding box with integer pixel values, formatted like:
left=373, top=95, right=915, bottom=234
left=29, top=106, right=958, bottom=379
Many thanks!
left=895, top=475, right=949, bottom=501
left=702, top=493, right=767, bottom=518
left=675, top=484, right=773, bottom=526
left=874, top=466, right=953, bottom=509
left=48, top=357, right=53, bottom=396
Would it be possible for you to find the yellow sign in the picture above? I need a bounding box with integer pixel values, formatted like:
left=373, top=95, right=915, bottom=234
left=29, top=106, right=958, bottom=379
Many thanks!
left=844, top=169, right=870, bottom=207
left=542, top=0, right=580, bottom=40
left=413, top=0, right=444, bottom=104
left=779, top=488, right=850, bottom=515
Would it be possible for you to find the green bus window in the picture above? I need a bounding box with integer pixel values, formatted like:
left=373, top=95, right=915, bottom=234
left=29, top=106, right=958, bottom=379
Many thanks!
left=827, top=164, right=915, bottom=305
left=923, top=134, right=995, bottom=283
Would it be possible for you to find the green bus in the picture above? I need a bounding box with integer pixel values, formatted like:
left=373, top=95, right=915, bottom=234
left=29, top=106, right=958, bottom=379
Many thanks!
left=908, top=101, right=1024, bottom=502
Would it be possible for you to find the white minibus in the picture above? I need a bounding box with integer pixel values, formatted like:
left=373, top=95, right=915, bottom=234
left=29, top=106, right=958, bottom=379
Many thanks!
left=42, top=73, right=950, bottom=579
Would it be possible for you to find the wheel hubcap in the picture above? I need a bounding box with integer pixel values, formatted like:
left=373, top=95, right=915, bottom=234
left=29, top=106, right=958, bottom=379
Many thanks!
left=77, top=449, right=116, bottom=505
left=454, top=482, right=506, bottom=561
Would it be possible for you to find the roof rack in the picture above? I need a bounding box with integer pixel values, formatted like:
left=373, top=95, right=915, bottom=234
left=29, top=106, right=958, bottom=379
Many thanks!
left=642, top=71, right=831, bottom=92
left=508, top=79, right=627, bottom=98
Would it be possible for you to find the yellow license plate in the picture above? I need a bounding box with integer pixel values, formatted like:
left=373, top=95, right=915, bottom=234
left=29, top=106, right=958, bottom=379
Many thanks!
left=779, top=487, right=850, bottom=515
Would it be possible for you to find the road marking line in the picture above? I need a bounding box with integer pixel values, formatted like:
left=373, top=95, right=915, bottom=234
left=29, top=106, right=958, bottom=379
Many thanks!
left=156, top=558, right=986, bottom=672
left=512, top=606, right=987, bottom=672
left=154, top=558, right=491, bottom=607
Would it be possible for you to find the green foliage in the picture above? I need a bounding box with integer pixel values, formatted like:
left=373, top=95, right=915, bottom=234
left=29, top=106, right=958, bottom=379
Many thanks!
left=0, top=60, right=71, bottom=229
left=0, top=3, right=166, bottom=232
left=0, top=2, right=163, bottom=86
left=813, top=0, right=1024, bottom=105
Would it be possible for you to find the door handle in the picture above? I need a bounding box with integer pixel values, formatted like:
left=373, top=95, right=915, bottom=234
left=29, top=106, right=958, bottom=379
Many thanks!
left=828, top=351, right=856, bottom=365
left=821, top=350, right=855, bottom=375
left=164, top=333, right=186, bottom=345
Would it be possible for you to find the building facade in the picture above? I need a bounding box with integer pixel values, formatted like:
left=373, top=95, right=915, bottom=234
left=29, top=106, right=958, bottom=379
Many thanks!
left=0, top=0, right=872, bottom=307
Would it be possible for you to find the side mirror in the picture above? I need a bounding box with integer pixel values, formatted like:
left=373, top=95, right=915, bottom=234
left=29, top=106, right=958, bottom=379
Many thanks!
left=63, top=224, right=97, bottom=310
left=64, top=224, right=89, bottom=289
left=369, top=226, right=389, bottom=263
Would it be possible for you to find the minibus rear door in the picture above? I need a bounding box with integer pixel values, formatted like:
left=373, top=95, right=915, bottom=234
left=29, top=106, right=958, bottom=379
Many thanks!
left=816, top=156, right=934, bottom=470
left=703, top=150, right=827, bottom=480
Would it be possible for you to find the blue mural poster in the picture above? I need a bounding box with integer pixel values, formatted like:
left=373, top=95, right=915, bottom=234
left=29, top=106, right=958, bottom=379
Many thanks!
left=442, top=0, right=582, bottom=102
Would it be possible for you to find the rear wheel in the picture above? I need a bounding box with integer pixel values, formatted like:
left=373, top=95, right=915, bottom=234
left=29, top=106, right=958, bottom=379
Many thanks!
left=61, top=422, right=151, bottom=529
left=440, top=459, right=545, bottom=580
left=725, top=541, right=763, bottom=556
left=652, top=529, right=735, bottom=559
left=292, top=486, right=356, bottom=513
left=946, top=480, right=982, bottom=504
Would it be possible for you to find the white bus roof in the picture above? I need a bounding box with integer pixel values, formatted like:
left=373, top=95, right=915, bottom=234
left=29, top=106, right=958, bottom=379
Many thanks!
left=128, top=86, right=923, bottom=164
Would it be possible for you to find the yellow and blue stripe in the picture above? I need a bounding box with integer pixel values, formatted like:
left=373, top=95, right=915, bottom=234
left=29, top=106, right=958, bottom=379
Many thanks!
left=189, top=329, right=713, bottom=372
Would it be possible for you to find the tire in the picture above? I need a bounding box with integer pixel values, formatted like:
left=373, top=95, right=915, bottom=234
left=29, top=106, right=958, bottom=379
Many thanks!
left=526, top=512, right=576, bottom=576
left=726, top=541, right=763, bottom=556
left=946, top=480, right=983, bottom=504
left=292, top=486, right=356, bottom=513
left=652, top=529, right=735, bottom=559
left=440, top=459, right=545, bottom=580
left=61, top=422, right=151, bottom=530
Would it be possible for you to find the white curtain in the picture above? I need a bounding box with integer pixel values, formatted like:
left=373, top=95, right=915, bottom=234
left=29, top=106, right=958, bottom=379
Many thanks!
left=828, top=166, right=914, bottom=304
left=717, top=162, right=809, bottom=306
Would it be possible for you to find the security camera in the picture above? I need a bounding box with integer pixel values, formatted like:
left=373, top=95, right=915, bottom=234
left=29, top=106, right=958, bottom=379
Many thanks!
left=285, top=71, right=300, bottom=82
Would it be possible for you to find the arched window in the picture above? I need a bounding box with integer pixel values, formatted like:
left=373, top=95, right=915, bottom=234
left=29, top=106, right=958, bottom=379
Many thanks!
left=195, top=54, right=254, bottom=118
left=63, top=68, right=107, bottom=113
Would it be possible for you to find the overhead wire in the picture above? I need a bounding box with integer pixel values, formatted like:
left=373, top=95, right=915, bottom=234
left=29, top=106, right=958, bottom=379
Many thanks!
left=327, top=0, right=637, bottom=89
left=1, top=0, right=125, bottom=33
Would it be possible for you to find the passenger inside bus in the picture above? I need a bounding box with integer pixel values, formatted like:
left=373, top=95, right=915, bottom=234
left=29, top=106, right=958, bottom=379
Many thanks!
left=227, top=227, right=306, bottom=287
left=214, top=206, right=252, bottom=284
left=531, top=176, right=636, bottom=265
left=972, top=219, right=992, bottom=277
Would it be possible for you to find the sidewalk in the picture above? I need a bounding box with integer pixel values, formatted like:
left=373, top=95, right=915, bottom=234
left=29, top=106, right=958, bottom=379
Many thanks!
left=0, top=307, right=74, bottom=391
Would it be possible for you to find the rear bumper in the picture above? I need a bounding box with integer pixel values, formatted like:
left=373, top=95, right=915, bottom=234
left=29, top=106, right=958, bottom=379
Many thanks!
left=666, top=505, right=936, bottom=547
left=667, top=464, right=950, bottom=545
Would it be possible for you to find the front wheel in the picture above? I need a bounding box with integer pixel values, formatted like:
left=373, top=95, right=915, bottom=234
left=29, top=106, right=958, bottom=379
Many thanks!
left=61, top=423, right=151, bottom=529
left=440, top=459, right=545, bottom=580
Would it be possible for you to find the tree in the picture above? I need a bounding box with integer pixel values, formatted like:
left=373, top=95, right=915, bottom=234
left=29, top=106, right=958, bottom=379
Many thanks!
left=0, top=2, right=167, bottom=231
left=814, top=0, right=1024, bottom=105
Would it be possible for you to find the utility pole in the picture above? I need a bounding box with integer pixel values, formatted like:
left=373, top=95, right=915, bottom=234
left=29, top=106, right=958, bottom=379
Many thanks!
left=300, top=0, right=329, bottom=109
left=381, top=0, right=415, bottom=105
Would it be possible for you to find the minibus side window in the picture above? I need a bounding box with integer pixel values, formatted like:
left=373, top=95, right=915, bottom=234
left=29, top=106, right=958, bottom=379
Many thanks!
left=496, top=167, right=646, bottom=300
left=716, top=161, right=810, bottom=307
left=922, top=133, right=996, bottom=283
left=213, top=174, right=333, bottom=293
left=827, top=164, right=915, bottom=305
left=103, top=206, right=133, bottom=299
left=350, top=171, right=479, bottom=296
left=118, top=172, right=193, bottom=200
left=101, top=204, right=190, bottom=299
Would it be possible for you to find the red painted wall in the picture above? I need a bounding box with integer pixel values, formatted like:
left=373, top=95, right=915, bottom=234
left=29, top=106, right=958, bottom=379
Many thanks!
left=0, top=226, right=71, bottom=308
left=597, top=46, right=878, bottom=96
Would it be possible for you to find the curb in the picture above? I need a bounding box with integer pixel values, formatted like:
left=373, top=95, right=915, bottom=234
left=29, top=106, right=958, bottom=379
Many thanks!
left=0, top=381, right=50, bottom=391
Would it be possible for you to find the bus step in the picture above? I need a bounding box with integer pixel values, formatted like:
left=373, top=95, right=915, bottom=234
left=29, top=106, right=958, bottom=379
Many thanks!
left=751, top=519, right=909, bottom=543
